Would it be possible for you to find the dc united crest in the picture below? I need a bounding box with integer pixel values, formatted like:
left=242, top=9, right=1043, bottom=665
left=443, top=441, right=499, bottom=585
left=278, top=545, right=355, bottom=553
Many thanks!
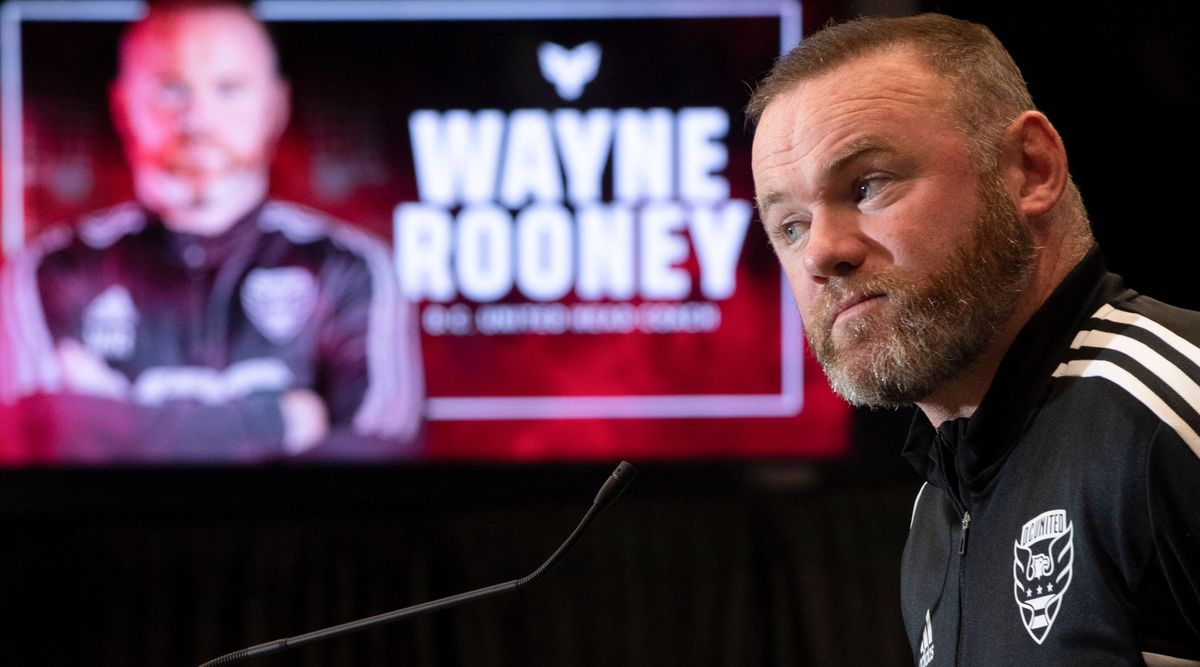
left=241, top=267, right=317, bottom=345
left=83, top=284, right=138, bottom=360
left=1013, top=509, right=1073, bottom=644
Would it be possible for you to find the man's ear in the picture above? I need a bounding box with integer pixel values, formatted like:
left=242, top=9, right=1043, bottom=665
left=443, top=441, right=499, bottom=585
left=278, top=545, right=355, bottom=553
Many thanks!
left=1001, top=111, right=1069, bottom=219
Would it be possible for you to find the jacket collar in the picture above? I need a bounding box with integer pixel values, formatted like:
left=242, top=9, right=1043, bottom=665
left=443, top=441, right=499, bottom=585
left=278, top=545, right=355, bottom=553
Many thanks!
left=147, top=202, right=267, bottom=270
left=901, top=247, right=1127, bottom=493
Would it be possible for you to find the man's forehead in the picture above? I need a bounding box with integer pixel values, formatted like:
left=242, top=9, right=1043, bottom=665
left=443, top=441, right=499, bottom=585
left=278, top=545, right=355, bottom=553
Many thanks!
left=779, top=48, right=949, bottom=117
left=754, top=49, right=955, bottom=156
left=121, top=7, right=276, bottom=75
left=751, top=48, right=962, bottom=217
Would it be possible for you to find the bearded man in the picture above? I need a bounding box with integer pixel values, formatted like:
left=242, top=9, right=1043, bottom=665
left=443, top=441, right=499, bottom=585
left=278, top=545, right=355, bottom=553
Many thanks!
left=0, top=1, right=423, bottom=461
left=749, top=13, right=1198, bottom=665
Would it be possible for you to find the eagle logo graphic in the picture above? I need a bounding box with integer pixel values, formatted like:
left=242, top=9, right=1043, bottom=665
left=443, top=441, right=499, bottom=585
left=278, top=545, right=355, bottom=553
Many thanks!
left=1012, top=510, right=1073, bottom=644
left=538, top=41, right=601, bottom=101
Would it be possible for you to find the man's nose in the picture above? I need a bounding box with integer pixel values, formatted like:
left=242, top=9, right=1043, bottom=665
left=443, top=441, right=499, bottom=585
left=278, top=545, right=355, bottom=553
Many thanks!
left=802, top=209, right=867, bottom=278
left=177, top=92, right=215, bottom=134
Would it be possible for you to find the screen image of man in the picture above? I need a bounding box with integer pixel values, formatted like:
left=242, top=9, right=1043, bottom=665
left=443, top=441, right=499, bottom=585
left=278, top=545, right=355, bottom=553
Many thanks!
left=748, top=13, right=1198, bottom=665
left=0, top=1, right=424, bottom=462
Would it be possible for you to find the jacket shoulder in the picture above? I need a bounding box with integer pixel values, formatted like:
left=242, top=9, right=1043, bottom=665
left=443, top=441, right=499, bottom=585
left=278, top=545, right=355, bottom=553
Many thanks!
left=1052, top=295, right=1200, bottom=458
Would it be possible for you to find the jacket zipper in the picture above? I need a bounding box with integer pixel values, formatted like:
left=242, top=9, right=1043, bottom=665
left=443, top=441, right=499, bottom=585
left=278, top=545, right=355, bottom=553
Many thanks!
left=959, top=511, right=971, bottom=555
left=958, top=510, right=972, bottom=667
left=935, top=432, right=971, bottom=666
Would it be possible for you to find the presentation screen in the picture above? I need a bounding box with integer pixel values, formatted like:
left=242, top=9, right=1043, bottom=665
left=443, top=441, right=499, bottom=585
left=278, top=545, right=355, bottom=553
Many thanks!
left=0, top=0, right=851, bottom=463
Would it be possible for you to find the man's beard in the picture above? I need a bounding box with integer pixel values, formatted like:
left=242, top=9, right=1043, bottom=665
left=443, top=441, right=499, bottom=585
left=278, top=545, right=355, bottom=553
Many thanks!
left=133, top=163, right=269, bottom=237
left=806, top=174, right=1036, bottom=409
left=130, top=134, right=272, bottom=236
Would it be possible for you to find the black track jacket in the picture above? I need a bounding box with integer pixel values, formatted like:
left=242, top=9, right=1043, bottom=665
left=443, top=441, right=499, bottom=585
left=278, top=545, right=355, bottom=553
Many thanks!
left=0, top=201, right=423, bottom=462
left=902, top=249, right=1200, bottom=666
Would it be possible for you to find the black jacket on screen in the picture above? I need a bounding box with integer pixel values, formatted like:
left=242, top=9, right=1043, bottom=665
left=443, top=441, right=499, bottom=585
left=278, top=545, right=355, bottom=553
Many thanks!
left=0, top=201, right=423, bottom=462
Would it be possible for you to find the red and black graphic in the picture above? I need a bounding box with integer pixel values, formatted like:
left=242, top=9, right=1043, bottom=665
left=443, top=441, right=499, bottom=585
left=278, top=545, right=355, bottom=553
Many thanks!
left=1, top=0, right=849, bottom=462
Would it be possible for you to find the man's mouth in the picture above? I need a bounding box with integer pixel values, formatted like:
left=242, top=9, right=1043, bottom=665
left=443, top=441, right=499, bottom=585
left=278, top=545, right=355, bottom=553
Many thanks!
left=175, top=146, right=227, bottom=170
left=831, top=292, right=886, bottom=327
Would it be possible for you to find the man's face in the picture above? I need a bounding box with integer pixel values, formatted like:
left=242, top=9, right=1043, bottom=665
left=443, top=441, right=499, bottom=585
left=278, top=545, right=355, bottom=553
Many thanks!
left=751, top=47, right=1034, bottom=408
left=111, top=7, right=289, bottom=235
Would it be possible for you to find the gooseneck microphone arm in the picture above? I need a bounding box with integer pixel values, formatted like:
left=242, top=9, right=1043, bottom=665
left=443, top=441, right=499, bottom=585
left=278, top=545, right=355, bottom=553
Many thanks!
left=198, top=461, right=637, bottom=667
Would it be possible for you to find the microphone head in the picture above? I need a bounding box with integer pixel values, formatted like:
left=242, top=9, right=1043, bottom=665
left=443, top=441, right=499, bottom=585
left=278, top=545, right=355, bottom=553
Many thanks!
left=593, top=461, right=637, bottom=509
left=611, top=460, right=636, bottom=483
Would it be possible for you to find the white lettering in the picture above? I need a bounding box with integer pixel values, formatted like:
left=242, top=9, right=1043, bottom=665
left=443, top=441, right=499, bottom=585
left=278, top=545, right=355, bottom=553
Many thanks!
left=476, top=303, right=569, bottom=335
left=570, top=303, right=636, bottom=333
left=689, top=200, right=752, bottom=299
left=576, top=204, right=635, bottom=300
left=395, top=203, right=454, bottom=302
left=639, top=202, right=689, bottom=299
left=515, top=204, right=574, bottom=301
left=636, top=302, right=721, bottom=333
left=421, top=303, right=474, bottom=336
left=499, top=109, right=563, bottom=208
left=409, top=109, right=505, bottom=205
left=678, top=107, right=729, bottom=202
left=456, top=205, right=513, bottom=302
left=553, top=109, right=613, bottom=205
left=614, top=108, right=673, bottom=202
left=402, top=108, right=750, bottom=306
left=397, top=201, right=753, bottom=302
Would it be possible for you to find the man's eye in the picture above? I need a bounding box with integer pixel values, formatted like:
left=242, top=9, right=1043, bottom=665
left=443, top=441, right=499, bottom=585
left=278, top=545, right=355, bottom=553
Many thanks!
left=217, top=80, right=245, bottom=99
left=854, top=177, right=881, bottom=203
left=782, top=222, right=804, bottom=244
left=155, top=82, right=189, bottom=108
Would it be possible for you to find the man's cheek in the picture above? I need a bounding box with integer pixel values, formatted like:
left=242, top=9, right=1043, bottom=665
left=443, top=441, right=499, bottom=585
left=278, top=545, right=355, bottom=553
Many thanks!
left=229, top=119, right=276, bottom=157
left=127, top=118, right=174, bottom=158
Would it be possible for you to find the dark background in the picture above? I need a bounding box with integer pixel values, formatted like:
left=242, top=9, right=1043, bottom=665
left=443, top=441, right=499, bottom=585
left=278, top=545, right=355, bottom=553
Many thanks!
left=930, top=0, right=1197, bottom=313
left=1, top=0, right=1195, bottom=664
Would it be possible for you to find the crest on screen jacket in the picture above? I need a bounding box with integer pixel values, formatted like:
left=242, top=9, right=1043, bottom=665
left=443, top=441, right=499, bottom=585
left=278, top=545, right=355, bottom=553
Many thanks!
left=241, top=267, right=318, bottom=345
left=82, top=284, right=138, bottom=360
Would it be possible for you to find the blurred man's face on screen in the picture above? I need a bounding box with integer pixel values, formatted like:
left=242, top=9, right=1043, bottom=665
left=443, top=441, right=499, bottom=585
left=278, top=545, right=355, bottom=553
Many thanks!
left=111, top=6, right=289, bottom=235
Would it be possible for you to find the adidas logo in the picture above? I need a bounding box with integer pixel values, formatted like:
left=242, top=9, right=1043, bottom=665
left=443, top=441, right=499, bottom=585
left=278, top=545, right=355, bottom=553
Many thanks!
left=919, top=609, right=935, bottom=667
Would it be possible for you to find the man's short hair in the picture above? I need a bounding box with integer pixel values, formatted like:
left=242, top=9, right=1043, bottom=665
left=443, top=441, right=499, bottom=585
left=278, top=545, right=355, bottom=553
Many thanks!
left=746, top=13, right=1034, bottom=173
left=117, top=0, right=280, bottom=80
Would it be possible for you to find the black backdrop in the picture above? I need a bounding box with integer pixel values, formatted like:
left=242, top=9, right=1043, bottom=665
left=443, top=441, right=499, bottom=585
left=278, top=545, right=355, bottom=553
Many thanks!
left=930, top=0, right=1198, bottom=313
left=0, top=463, right=917, bottom=665
left=1, top=1, right=1195, bottom=665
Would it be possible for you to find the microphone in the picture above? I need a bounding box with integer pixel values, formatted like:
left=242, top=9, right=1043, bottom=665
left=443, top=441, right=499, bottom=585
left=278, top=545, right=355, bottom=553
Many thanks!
left=198, top=461, right=637, bottom=666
